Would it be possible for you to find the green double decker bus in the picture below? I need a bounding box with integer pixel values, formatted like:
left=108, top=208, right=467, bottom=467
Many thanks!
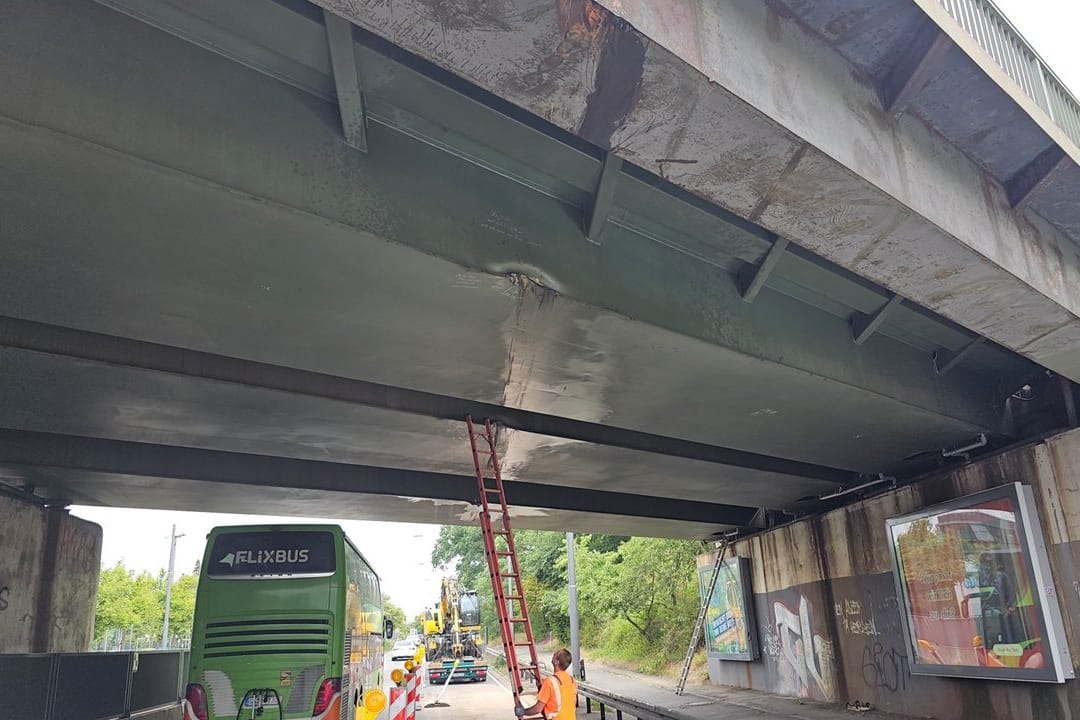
left=183, top=525, right=392, bottom=720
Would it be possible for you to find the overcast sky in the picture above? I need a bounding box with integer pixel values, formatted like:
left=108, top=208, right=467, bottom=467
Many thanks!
left=993, top=0, right=1079, bottom=94
left=68, top=0, right=1076, bottom=626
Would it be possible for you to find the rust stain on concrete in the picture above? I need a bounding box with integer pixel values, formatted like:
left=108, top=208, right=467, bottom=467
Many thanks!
left=504, top=0, right=636, bottom=123
left=747, top=141, right=809, bottom=221
left=557, top=0, right=607, bottom=36
left=558, top=0, right=646, bottom=150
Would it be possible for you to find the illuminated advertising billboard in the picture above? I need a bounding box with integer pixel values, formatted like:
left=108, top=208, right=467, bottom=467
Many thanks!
left=697, top=555, right=757, bottom=661
left=886, top=483, right=1074, bottom=682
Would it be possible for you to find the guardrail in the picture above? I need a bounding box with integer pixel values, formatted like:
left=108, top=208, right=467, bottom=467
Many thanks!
left=577, top=683, right=683, bottom=720
left=934, top=0, right=1080, bottom=146
left=0, top=650, right=187, bottom=720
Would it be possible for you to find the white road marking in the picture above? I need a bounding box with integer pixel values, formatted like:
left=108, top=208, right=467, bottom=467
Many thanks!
left=487, top=670, right=512, bottom=696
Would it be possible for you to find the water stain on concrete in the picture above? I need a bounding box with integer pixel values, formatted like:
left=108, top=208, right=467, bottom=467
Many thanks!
left=573, top=1, right=647, bottom=150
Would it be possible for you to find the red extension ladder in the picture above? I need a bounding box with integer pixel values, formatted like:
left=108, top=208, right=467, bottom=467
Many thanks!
left=465, top=416, right=543, bottom=704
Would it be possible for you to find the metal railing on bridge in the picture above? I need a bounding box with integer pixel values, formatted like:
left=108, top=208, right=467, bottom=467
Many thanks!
left=0, top=650, right=186, bottom=720
left=934, top=0, right=1080, bottom=146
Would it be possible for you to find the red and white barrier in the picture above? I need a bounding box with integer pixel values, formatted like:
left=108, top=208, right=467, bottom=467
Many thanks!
left=405, top=673, right=418, bottom=720
left=412, top=670, right=423, bottom=713
left=389, top=687, right=408, bottom=720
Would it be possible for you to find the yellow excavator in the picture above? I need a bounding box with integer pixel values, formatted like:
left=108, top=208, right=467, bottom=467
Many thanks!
left=422, top=577, right=487, bottom=683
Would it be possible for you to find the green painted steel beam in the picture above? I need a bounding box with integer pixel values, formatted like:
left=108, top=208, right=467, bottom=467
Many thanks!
left=0, top=429, right=762, bottom=528
left=0, top=0, right=1051, bottom=506
left=324, top=9, right=368, bottom=151
left=0, top=316, right=857, bottom=484
left=0, top=0, right=1021, bottom=440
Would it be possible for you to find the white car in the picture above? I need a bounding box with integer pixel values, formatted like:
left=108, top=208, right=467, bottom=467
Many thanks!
left=389, top=640, right=419, bottom=663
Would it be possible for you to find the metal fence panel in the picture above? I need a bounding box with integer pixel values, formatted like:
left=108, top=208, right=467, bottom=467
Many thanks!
left=0, top=654, right=54, bottom=720
left=50, top=653, right=131, bottom=720
left=129, top=651, right=183, bottom=712
left=179, top=650, right=190, bottom=688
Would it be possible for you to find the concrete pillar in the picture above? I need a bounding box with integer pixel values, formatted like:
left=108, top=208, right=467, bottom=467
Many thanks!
left=0, top=491, right=45, bottom=651
left=0, top=491, right=102, bottom=652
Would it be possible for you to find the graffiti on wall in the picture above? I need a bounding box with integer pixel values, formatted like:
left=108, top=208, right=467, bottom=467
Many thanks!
left=834, top=592, right=910, bottom=693
left=710, top=564, right=941, bottom=715
left=0, top=585, right=9, bottom=612
left=761, top=620, right=782, bottom=661
left=58, top=522, right=98, bottom=574
left=771, top=595, right=837, bottom=701
left=835, top=597, right=880, bottom=637
left=861, top=640, right=909, bottom=692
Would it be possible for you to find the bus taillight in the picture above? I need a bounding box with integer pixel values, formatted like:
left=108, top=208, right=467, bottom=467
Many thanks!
left=313, top=677, right=341, bottom=715
left=185, top=683, right=209, bottom=720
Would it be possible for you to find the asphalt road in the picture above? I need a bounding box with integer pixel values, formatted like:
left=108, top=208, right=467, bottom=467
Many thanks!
left=381, top=651, right=520, bottom=720
left=418, top=677, right=517, bottom=720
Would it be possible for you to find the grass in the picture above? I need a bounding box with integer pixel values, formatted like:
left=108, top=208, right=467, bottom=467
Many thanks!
left=539, top=620, right=710, bottom=683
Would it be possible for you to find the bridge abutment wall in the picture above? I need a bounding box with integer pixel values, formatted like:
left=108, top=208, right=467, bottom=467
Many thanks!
left=0, top=493, right=101, bottom=652
left=702, top=427, right=1080, bottom=719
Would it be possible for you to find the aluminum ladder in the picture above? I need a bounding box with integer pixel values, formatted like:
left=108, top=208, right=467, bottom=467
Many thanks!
left=674, top=537, right=732, bottom=695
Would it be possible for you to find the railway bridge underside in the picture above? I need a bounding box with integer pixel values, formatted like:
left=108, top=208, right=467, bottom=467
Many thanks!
left=0, top=0, right=1076, bottom=544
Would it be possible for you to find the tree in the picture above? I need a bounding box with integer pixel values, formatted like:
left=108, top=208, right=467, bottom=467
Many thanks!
left=585, top=535, right=629, bottom=553
left=95, top=563, right=146, bottom=642
left=896, top=518, right=965, bottom=586
left=429, top=524, right=707, bottom=673
left=515, top=531, right=568, bottom=586
left=574, top=535, right=704, bottom=671
left=167, top=573, right=198, bottom=641
left=94, top=561, right=198, bottom=648
left=430, top=526, right=488, bottom=589
left=383, top=596, right=407, bottom=635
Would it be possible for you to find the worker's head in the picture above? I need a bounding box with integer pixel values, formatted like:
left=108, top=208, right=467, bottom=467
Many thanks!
left=552, top=649, right=572, bottom=671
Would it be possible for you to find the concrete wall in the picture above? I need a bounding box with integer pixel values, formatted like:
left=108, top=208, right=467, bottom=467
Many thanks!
left=0, top=493, right=102, bottom=652
left=703, top=427, right=1080, bottom=719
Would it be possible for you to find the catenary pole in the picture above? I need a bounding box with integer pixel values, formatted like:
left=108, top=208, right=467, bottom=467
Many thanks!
left=162, top=524, right=184, bottom=649
left=566, top=532, right=582, bottom=679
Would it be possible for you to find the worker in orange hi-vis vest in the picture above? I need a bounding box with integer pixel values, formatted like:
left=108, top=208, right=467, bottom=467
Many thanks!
left=517, top=649, right=576, bottom=720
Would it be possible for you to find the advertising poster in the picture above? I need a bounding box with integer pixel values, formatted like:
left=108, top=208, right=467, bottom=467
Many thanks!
left=697, top=555, right=757, bottom=661
left=886, top=483, right=1074, bottom=682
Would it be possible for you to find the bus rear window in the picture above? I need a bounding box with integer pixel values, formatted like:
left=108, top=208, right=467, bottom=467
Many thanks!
left=207, top=531, right=336, bottom=578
